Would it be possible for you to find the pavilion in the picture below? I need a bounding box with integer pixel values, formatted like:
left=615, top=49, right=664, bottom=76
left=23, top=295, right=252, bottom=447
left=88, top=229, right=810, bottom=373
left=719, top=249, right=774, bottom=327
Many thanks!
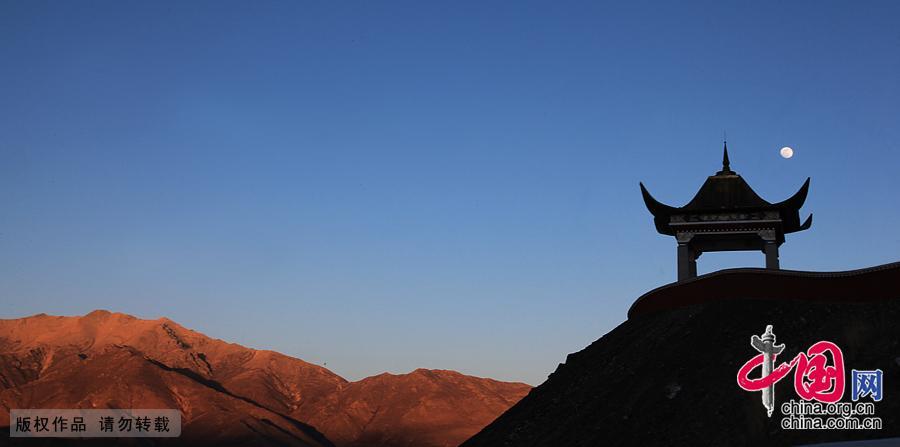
left=640, top=143, right=812, bottom=281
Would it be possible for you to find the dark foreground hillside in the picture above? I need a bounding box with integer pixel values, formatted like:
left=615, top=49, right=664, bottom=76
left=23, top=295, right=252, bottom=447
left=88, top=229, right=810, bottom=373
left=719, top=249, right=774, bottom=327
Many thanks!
left=463, top=263, right=900, bottom=447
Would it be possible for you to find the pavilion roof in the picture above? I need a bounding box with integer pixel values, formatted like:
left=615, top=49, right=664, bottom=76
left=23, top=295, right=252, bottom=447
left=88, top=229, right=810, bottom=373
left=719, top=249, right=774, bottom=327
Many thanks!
left=640, top=143, right=812, bottom=236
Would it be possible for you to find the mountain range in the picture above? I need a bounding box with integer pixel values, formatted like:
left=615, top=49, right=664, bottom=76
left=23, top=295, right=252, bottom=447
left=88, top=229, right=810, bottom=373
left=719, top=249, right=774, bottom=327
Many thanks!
left=0, top=310, right=530, bottom=446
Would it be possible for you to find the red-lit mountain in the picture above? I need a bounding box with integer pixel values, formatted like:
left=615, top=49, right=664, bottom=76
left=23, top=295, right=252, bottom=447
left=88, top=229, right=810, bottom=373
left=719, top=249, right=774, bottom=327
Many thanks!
left=0, top=310, right=530, bottom=447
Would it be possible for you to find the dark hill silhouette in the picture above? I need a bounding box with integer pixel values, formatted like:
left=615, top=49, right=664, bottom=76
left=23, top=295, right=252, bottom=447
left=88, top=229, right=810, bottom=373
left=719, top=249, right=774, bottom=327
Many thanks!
left=463, top=262, right=900, bottom=447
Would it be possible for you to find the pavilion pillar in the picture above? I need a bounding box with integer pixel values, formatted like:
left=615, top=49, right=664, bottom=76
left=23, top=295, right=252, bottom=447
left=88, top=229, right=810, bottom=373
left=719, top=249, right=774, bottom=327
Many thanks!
left=764, top=242, right=779, bottom=270
left=677, top=243, right=697, bottom=281
left=759, top=230, right=780, bottom=270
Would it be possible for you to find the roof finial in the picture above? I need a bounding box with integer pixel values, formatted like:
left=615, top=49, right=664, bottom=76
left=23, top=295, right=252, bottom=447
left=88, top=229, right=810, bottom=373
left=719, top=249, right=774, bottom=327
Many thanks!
left=723, top=140, right=730, bottom=170
left=718, top=139, right=734, bottom=175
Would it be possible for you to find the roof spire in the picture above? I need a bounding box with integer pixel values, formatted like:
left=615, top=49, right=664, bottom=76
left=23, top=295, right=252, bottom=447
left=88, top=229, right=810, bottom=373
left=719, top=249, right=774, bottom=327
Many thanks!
left=718, top=140, right=735, bottom=175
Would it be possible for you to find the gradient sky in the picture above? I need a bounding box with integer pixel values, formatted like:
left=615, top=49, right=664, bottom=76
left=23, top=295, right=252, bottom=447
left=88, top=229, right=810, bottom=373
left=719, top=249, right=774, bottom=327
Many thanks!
left=2, top=1, right=899, bottom=385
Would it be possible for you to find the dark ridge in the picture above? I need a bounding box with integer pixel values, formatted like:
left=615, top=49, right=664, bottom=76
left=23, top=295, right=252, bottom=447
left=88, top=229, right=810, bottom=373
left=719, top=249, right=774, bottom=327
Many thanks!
left=160, top=324, right=192, bottom=349
left=259, top=418, right=313, bottom=446
left=463, top=261, right=900, bottom=447
left=189, top=351, right=213, bottom=375
left=464, top=298, right=900, bottom=447
left=140, top=355, right=335, bottom=447
left=629, top=261, right=900, bottom=318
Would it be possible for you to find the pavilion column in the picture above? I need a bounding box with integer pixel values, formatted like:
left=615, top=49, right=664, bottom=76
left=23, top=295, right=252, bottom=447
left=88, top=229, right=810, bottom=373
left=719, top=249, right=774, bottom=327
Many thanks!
left=677, top=243, right=697, bottom=281
left=764, top=242, right=779, bottom=270
left=759, top=230, right=780, bottom=270
left=688, top=248, right=697, bottom=278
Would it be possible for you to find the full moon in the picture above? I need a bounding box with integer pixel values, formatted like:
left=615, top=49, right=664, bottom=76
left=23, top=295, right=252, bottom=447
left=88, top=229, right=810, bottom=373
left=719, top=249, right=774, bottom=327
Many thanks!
left=780, top=147, right=794, bottom=159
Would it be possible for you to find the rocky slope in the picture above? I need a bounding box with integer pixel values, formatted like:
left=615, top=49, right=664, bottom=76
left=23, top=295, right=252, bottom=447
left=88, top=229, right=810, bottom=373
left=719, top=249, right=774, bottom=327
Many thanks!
left=462, top=264, right=900, bottom=446
left=306, top=368, right=528, bottom=447
left=0, top=311, right=530, bottom=447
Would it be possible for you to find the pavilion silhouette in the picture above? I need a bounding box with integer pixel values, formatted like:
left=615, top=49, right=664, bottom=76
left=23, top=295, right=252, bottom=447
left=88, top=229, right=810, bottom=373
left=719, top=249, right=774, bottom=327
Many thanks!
left=640, top=143, right=812, bottom=281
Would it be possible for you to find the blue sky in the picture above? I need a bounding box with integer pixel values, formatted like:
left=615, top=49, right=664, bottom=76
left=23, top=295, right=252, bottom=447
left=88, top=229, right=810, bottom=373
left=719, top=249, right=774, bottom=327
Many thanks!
left=2, top=1, right=898, bottom=385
